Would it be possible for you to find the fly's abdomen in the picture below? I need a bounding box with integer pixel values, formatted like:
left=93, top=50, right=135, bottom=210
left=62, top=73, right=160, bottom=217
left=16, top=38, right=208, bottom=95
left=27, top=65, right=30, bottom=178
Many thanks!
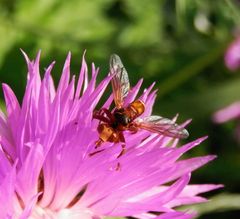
left=97, top=123, right=119, bottom=143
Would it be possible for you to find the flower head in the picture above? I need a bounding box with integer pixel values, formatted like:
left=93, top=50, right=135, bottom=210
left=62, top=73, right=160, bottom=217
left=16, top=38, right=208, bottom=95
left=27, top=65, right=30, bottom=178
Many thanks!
left=225, top=37, right=240, bottom=71
left=0, top=51, right=222, bottom=219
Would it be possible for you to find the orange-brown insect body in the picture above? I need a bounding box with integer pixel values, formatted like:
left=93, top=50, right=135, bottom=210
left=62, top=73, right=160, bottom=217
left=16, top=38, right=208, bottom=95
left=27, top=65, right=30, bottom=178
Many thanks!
left=96, top=100, right=145, bottom=144
left=97, top=123, right=119, bottom=143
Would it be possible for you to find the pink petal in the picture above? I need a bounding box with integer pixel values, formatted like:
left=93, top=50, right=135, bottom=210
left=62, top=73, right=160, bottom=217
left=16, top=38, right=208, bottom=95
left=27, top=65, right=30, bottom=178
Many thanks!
left=0, top=163, right=16, bottom=219
left=213, top=101, right=240, bottom=123
left=16, top=142, right=44, bottom=204
left=56, top=52, right=71, bottom=95
left=225, top=37, right=240, bottom=71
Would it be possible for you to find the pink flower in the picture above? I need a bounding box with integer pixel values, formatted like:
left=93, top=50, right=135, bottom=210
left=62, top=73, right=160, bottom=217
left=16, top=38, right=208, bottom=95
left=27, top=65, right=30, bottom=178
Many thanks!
left=213, top=102, right=240, bottom=123
left=0, top=51, right=222, bottom=219
left=225, top=37, right=240, bottom=71
left=213, top=101, right=240, bottom=142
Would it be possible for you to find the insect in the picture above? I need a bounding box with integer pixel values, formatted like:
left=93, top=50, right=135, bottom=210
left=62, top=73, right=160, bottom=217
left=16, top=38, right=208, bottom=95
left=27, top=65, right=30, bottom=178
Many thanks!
left=93, top=54, right=189, bottom=157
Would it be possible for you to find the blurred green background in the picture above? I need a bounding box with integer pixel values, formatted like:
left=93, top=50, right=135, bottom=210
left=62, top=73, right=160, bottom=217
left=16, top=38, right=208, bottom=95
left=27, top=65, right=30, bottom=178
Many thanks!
left=0, top=0, right=240, bottom=218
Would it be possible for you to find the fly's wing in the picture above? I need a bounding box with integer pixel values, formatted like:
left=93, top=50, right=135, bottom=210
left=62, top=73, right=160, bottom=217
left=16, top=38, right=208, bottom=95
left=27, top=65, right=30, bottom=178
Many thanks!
left=135, top=115, right=189, bottom=139
left=109, top=54, right=130, bottom=109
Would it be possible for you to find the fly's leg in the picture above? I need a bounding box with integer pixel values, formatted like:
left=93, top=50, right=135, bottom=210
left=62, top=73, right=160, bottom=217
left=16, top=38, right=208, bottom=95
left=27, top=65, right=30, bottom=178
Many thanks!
left=128, top=123, right=139, bottom=134
left=93, top=108, right=115, bottom=123
left=89, top=148, right=105, bottom=157
left=117, top=144, right=126, bottom=158
left=115, top=162, right=121, bottom=171
left=93, top=114, right=110, bottom=124
left=89, top=139, right=104, bottom=156
left=117, top=132, right=126, bottom=158
left=95, top=138, right=103, bottom=148
left=100, top=108, right=115, bottom=122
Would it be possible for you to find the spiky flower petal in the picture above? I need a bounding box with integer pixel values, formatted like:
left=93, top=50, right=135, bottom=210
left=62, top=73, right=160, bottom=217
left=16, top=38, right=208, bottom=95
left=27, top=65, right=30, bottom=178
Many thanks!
left=225, top=37, right=240, bottom=71
left=213, top=101, right=240, bottom=142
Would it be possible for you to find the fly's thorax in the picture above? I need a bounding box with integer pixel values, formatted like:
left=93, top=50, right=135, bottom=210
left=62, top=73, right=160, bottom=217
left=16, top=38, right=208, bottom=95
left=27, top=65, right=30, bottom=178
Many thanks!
left=113, top=108, right=131, bottom=126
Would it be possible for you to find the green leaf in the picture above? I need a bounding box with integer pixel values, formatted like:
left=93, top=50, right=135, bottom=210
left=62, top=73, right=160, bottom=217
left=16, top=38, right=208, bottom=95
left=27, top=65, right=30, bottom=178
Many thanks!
left=179, top=193, right=240, bottom=217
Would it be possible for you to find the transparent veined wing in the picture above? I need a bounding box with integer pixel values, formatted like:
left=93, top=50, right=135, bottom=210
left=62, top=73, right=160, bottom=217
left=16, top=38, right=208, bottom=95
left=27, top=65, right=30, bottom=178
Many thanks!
left=109, top=54, right=130, bottom=109
left=135, top=115, right=189, bottom=139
